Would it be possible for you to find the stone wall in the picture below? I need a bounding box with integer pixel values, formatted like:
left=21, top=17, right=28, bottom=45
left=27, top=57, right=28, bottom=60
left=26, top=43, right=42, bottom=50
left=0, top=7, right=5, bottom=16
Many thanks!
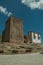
left=2, top=16, right=24, bottom=43
left=28, top=31, right=41, bottom=44
left=10, top=16, right=24, bottom=43
left=2, top=18, right=10, bottom=42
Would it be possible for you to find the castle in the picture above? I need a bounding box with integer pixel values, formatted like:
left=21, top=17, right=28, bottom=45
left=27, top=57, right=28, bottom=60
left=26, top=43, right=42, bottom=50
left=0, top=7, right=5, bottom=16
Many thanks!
left=0, top=16, right=42, bottom=54
left=1, top=16, right=41, bottom=44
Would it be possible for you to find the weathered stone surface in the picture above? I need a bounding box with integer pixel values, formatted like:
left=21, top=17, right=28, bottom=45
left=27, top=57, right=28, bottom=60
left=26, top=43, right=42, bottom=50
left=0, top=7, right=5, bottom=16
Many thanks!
left=2, top=16, right=24, bottom=43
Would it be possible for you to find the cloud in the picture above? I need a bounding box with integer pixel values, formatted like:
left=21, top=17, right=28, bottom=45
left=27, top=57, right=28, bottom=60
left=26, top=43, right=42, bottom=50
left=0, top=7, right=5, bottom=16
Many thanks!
left=21, top=0, right=43, bottom=10
left=0, top=6, right=12, bottom=16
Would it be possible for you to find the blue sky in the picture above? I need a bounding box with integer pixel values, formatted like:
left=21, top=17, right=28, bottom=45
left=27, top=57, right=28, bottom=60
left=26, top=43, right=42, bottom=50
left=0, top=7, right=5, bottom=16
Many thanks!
left=0, top=0, right=43, bottom=43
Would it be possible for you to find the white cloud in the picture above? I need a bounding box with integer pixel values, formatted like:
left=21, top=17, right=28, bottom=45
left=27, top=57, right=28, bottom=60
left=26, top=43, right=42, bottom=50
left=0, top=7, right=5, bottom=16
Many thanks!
left=0, top=6, right=12, bottom=16
left=21, top=0, right=43, bottom=10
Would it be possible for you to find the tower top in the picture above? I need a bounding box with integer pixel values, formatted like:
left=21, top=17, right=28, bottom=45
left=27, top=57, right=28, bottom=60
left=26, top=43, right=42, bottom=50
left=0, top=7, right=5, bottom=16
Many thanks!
left=8, top=15, right=23, bottom=21
left=6, top=15, right=23, bottom=24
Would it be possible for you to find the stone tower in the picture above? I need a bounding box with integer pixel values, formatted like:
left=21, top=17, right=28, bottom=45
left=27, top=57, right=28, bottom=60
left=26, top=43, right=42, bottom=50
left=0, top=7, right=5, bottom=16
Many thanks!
left=2, top=16, right=24, bottom=43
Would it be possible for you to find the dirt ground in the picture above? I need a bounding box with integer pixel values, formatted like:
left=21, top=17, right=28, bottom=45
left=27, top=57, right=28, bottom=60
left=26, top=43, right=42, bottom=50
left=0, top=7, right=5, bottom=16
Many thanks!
left=0, top=52, right=43, bottom=65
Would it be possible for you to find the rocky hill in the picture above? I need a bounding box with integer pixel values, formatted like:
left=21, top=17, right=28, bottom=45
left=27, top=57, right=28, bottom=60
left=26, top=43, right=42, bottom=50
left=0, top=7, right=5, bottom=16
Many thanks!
left=0, top=42, right=43, bottom=54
